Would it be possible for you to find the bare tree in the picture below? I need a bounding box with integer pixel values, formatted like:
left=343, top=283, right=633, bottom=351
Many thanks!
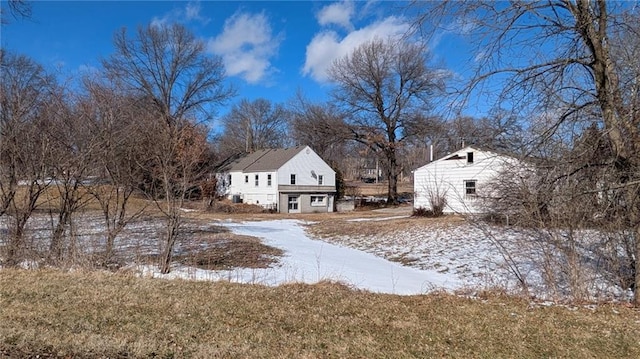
left=103, top=23, right=233, bottom=125
left=143, top=117, right=210, bottom=274
left=0, top=50, right=54, bottom=265
left=1, top=0, right=32, bottom=24
left=329, top=37, right=446, bottom=204
left=414, top=1, right=640, bottom=303
left=288, top=93, right=351, bottom=169
left=103, top=23, right=233, bottom=274
left=79, top=78, right=149, bottom=264
left=218, top=98, right=289, bottom=156
left=45, top=89, right=96, bottom=264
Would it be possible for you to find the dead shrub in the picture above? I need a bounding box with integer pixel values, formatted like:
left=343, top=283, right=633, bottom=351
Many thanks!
left=428, top=192, right=446, bottom=217
left=208, top=200, right=269, bottom=214
left=412, top=207, right=444, bottom=218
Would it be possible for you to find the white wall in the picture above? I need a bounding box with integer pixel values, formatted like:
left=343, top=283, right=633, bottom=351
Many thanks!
left=228, top=170, right=279, bottom=206
left=278, top=146, right=336, bottom=187
left=414, top=148, right=512, bottom=214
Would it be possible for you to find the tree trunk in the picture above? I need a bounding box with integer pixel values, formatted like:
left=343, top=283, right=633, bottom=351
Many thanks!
left=159, top=214, right=180, bottom=274
left=6, top=217, right=26, bottom=266
left=630, top=199, right=640, bottom=305
left=385, top=147, right=399, bottom=204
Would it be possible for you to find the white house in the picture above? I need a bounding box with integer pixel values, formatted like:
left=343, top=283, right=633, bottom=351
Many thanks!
left=218, top=146, right=336, bottom=213
left=413, top=146, right=517, bottom=214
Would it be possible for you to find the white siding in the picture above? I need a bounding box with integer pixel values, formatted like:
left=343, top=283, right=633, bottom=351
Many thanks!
left=278, top=146, right=336, bottom=188
left=228, top=170, right=278, bottom=206
left=224, top=146, right=336, bottom=213
left=413, top=147, right=513, bottom=214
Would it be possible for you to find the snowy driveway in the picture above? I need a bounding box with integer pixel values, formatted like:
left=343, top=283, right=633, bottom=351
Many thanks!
left=155, top=219, right=460, bottom=295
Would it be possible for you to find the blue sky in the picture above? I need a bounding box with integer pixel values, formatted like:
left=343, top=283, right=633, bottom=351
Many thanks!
left=1, top=0, right=477, bottom=118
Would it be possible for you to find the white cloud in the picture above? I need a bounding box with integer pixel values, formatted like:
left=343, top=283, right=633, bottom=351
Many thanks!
left=150, top=16, right=168, bottom=28
left=184, top=1, right=209, bottom=24
left=208, top=12, right=281, bottom=84
left=151, top=1, right=210, bottom=28
left=302, top=16, right=410, bottom=83
left=316, top=1, right=355, bottom=31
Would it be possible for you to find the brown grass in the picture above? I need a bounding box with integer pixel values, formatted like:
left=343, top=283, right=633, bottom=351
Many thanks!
left=174, top=232, right=284, bottom=270
left=1, top=269, right=638, bottom=358
left=306, top=214, right=465, bottom=239
left=349, top=180, right=414, bottom=197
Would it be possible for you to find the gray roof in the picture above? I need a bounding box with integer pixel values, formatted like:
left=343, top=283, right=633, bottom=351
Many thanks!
left=225, top=146, right=307, bottom=172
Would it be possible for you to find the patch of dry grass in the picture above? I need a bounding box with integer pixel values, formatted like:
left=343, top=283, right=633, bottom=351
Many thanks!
left=348, top=181, right=414, bottom=197
left=175, top=232, right=284, bottom=270
left=306, top=215, right=465, bottom=239
left=1, top=269, right=639, bottom=358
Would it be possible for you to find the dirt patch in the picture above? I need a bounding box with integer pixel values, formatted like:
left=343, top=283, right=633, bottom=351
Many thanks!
left=175, top=233, right=284, bottom=270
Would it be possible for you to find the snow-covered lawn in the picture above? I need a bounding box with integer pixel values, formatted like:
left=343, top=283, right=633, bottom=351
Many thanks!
left=1, top=211, right=632, bottom=301
left=305, top=218, right=632, bottom=301
left=146, top=220, right=460, bottom=295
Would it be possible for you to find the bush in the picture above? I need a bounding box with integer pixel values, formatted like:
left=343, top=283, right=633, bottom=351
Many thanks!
left=207, top=200, right=269, bottom=214
left=412, top=207, right=443, bottom=218
left=428, top=192, right=446, bottom=217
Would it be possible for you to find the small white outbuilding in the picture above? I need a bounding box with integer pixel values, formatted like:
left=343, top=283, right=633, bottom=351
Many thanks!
left=413, top=146, right=516, bottom=214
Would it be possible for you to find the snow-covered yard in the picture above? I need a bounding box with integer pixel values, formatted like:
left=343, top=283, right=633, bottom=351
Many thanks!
left=147, top=219, right=460, bottom=295
left=144, top=216, right=631, bottom=301
left=1, top=210, right=633, bottom=301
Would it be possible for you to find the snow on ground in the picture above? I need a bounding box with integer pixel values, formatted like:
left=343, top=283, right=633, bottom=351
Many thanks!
left=2, top=211, right=632, bottom=300
left=309, top=220, right=632, bottom=301
left=146, top=220, right=461, bottom=295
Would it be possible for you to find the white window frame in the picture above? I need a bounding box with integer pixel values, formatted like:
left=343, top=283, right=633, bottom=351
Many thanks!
left=318, top=175, right=323, bottom=185
left=464, top=180, right=477, bottom=197
left=244, top=175, right=249, bottom=183
left=290, top=174, right=296, bottom=185
left=254, top=174, right=259, bottom=187
left=310, top=195, right=326, bottom=207
left=267, top=174, right=272, bottom=186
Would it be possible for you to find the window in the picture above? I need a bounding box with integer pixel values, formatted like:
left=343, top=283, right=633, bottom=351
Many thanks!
left=290, top=174, right=296, bottom=185
left=467, top=152, right=474, bottom=164
left=288, top=196, right=299, bottom=211
left=464, top=180, right=477, bottom=197
left=318, top=175, right=323, bottom=185
left=310, top=195, right=326, bottom=206
left=267, top=174, right=272, bottom=186
left=254, top=174, right=259, bottom=187
left=244, top=175, right=249, bottom=183
left=227, top=174, right=231, bottom=186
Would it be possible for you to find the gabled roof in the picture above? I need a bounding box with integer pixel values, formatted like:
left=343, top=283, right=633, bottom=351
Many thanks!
left=414, top=145, right=516, bottom=172
left=221, top=146, right=308, bottom=172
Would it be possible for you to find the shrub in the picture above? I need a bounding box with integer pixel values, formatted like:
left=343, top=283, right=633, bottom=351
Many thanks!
left=429, top=192, right=446, bottom=217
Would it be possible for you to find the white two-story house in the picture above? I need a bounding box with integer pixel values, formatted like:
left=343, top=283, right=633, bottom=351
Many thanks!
left=219, top=146, right=336, bottom=213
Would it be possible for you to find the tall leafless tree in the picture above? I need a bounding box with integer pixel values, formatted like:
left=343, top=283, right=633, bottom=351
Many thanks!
left=329, top=37, right=446, bottom=203
left=79, top=78, right=149, bottom=264
left=0, top=50, right=54, bottom=265
left=103, top=23, right=233, bottom=274
left=45, top=89, right=96, bottom=264
left=218, top=98, right=289, bottom=156
left=288, top=93, right=351, bottom=170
